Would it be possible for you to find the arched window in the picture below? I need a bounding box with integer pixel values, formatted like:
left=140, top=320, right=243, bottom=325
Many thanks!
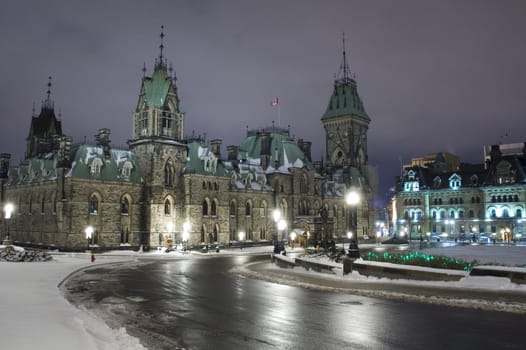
left=502, top=208, right=509, bottom=217
left=490, top=209, right=496, bottom=218
left=164, top=199, right=171, bottom=215
left=260, top=201, right=267, bottom=217
left=202, top=200, right=209, bottom=216
left=89, top=194, right=99, bottom=214
left=121, top=197, right=130, bottom=215
left=41, top=196, right=45, bottom=213
left=245, top=202, right=251, bottom=216
left=211, top=200, right=217, bottom=216
left=164, top=161, right=174, bottom=187
left=516, top=209, right=522, bottom=218
left=229, top=201, right=236, bottom=216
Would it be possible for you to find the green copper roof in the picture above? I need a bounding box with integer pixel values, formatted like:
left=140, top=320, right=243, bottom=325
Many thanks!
left=183, top=141, right=230, bottom=176
left=322, top=79, right=369, bottom=121
left=238, top=130, right=313, bottom=171
left=7, top=153, right=58, bottom=185
left=68, top=145, right=142, bottom=183
left=143, top=67, right=171, bottom=107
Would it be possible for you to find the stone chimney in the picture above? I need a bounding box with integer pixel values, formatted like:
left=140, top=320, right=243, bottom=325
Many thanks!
left=260, top=132, right=271, bottom=170
left=96, top=128, right=111, bottom=158
left=227, top=145, right=239, bottom=169
left=297, top=139, right=312, bottom=162
left=210, top=139, right=222, bottom=158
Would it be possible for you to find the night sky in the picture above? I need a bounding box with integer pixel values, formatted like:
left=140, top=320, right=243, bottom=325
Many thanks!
left=1, top=0, right=526, bottom=204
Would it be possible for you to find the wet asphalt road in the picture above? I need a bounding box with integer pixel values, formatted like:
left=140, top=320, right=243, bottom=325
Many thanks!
left=65, top=254, right=526, bottom=350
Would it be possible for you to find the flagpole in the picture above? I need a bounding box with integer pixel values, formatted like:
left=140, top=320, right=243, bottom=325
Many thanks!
left=278, top=102, right=281, bottom=127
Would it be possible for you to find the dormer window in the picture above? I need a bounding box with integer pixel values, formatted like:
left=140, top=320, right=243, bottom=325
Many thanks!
left=470, top=174, right=479, bottom=186
left=121, top=161, right=133, bottom=178
left=449, top=173, right=461, bottom=190
left=404, top=181, right=419, bottom=192
left=91, top=158, right=103, bottom=175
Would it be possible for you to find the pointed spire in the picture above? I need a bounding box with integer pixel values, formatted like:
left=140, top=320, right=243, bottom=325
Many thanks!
left=43, top=76, right=54, bottom=109
left=155, top=25, right=167, bottom=70
left=336, top=32, right=353, bottom=85
left=32, top=102, right=36, bottom=117
left=142, top=62, right=147, bottom=78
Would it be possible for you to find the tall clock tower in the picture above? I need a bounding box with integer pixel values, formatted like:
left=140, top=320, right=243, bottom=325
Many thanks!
left=321, top=37, right=370, bottom=185
left=129, top=27, right=188, bottom=246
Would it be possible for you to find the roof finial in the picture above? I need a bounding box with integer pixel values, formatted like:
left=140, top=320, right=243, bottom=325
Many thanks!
left=32, top=102, right=36, bottom=117
left=43, top=76, right=54, bottom=109
left=47, top=76, right=52, bottom=100
left=337, top=32, right=352, bottom=84
left=159, top=25, right=165, bottom=63
left=142, top=62, right=146, bottom=78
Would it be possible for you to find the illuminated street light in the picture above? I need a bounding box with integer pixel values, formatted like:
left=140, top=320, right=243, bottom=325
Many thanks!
left=345, top=189, right=360, bottom=249
left=182, top=220, right=190, bottom=251
left=85, top=226, right=94, bottom=251
left=3, top=203, right=14, bottom=244
left=238, top=231, right=245, bottom=250
left=273, top=209, right=281, bottom=223
left=290, top=231, right=296, bottom=249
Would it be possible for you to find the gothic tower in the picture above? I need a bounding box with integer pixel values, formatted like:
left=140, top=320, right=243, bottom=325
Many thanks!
left=321, top=35, right=370, bottom=185
left=26, top=77, right=64, bottom=159
left=129, top=26, right=187, bottom=246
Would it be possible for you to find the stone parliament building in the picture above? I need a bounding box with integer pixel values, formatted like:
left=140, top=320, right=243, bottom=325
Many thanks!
left=0, top=32, right=376, bottom=250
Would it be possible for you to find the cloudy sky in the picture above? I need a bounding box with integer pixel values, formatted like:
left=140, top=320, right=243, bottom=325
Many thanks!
left=1, top=0, right=525, bottom=202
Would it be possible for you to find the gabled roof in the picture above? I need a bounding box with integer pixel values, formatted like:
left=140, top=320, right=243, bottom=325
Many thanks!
left=322, top=79, right=369, bottom=121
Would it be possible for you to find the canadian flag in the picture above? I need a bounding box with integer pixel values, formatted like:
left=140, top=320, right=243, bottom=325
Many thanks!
left=270, top=97, right=279, bottom=106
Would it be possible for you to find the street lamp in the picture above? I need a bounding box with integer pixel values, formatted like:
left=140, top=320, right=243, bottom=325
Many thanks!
left=345, top=189, right=360, bottom=245
left=277, top=219, right=287, bottom=239
left=347, top=231, right=352, bottom=248
left=238, top=231, right=245, bottom=250
left=3, top=203, right=13, bottom=244
left=182, top=220, right=190, bottom=252
left=85, top=226, right=94, bottom=251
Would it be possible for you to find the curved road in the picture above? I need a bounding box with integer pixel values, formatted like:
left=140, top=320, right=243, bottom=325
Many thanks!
left=65, top=254, right=526, bottom=350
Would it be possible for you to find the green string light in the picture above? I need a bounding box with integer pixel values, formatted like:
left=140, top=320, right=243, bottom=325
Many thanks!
left=364, top=251, right=471, bottom=271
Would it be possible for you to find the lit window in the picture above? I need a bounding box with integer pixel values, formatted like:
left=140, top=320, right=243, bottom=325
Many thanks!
left=89, top=195, right=99, bottom=214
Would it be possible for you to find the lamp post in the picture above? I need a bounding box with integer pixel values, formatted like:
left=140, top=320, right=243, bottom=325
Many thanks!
left=347, top=231, right=352, bottom=248
left=238, top=231, right=245, bottom=250
left=182, top=220, right=190, bottom=252
left=345, top=189, right=360, bottom=246
left=85, top=226, right=94, bottom=251
left=3, top=203, right=13, bottom=245
left=290, top=231, right=296, bottom=250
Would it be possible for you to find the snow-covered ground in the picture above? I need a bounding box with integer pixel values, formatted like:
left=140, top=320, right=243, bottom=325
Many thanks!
left=0, top=243, right=525, bottom=349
